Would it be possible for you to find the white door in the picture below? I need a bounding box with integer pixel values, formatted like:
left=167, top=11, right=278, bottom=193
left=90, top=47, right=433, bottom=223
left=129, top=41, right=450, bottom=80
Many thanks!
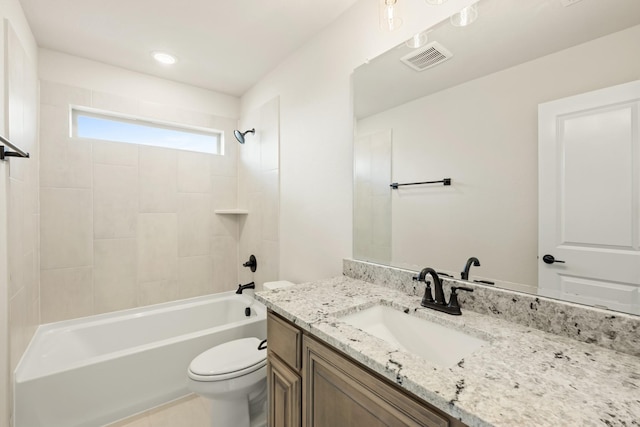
left=538, top=80, right=640, bottom=315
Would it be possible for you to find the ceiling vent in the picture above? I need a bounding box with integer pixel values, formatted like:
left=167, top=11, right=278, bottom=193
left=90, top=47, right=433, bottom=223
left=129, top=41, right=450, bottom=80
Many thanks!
left=400, top=41, right=453, bottom=71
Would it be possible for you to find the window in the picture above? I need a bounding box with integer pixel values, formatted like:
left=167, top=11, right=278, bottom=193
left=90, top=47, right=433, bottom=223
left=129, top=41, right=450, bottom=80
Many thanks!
left=71, top=108, right=222, bottom=155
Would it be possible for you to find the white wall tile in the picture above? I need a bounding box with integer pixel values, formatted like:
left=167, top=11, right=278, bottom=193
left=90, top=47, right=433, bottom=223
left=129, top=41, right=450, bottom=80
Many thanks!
left=177, top=193, right=211, bottom=257
left=255, top=240, right=279, bottom=288
left=39, top=138, right=92, bottom=189
left=40, top=188, right=93, bottom=269
left=40, top=267, right=93, bottom=323
left=241, top=196, right=262, bottom=257
left=260, top=97, right=279, bottom=172
left=210, top=116, right=239, bottom=178
left=94, top=239, right=137, bottom=313
left=94, top=163, right=138, bottom=239
left=137, top=213, right=177, bottom=283
left=40, top=80, right=91, bottom=107
left=138, top=101, right=178, bottom=124
left=8, top=288, right=28, bottom=374
left=261, top=169, right=279, bottom=242
left=139, top=147, right=177, bottom=213
left=39, top=104, right=92, bottom=189
left=211, top=237, right=238, bottom=293
left=178, top=256, right=213, bottom=299
left=138, top=279, right=178, bottom=307
left=7, top=178, right=24, bottom=299
left=211, top=212, right=239, bottom=238
left=238, top=143, right=261, bottom=196
left=211, top=175, right=237, bottom=209
left=178, top=151, right=211, bottom=193
left=93, top=140, right=139, bottom=167
left=174, top=108, right=214, bottom=129
left=39, top=104, right=69, bottom=144
left=91, top=91, right=139, bottom=116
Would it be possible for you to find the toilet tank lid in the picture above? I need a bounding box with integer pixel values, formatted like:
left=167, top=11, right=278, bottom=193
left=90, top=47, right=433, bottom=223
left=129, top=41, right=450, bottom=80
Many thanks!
left=189, top=337, right=266, bottom=376
left=263, top=280, right=295, bottom=290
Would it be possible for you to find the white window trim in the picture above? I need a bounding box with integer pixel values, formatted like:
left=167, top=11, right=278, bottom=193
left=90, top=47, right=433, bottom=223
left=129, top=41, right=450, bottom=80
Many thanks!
left=70, top=106, right=225, bottom=155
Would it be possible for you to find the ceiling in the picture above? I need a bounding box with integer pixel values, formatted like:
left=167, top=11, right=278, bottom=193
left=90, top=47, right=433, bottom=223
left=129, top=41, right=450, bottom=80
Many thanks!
left=354, top=0, right=640, bottom=118
left=19, top=0, right=359, bottom=96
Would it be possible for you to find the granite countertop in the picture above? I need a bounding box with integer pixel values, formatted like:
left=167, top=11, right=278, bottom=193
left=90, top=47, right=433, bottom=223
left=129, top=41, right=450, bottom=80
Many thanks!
left=255, top=276, right=640, bottom=427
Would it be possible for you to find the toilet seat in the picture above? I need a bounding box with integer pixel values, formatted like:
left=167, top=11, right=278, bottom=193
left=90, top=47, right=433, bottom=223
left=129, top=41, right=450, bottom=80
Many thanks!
left=188, top=337, right=267, bottom=382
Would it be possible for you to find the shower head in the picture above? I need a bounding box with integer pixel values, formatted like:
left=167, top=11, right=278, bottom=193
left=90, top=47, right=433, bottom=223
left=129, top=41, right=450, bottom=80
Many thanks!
left=234, top=128, right=255, bottom=144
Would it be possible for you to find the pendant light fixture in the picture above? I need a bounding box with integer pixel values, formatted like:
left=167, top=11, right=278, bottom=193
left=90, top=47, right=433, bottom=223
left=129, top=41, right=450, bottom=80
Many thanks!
left=379, top=0, right=403, bottom=31
left=405, top=31, right=429, bottom=49
left=450, top=2, right=479, bottom=27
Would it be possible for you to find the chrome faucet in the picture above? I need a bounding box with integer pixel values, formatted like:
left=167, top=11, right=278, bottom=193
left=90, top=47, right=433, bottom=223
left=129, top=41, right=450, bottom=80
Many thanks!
left=414, top=268, right=473, bottom=315
left=461, top=257, right=480, bottom=280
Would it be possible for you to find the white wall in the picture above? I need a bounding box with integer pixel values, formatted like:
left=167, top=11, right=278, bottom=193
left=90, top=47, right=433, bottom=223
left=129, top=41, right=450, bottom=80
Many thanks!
left=240, top=0, right=476, bottom=283
left=0, top=0, right=38, bottom=425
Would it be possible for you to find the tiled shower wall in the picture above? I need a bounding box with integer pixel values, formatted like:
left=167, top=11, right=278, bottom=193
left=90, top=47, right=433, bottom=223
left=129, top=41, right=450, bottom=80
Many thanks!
left=3, top=23, right=39, bottom=425
left=39, top=80, right=241, bottom=323
left=238, top=97, right=280, bottom=289
left=353, top=129, right=391, bottom=266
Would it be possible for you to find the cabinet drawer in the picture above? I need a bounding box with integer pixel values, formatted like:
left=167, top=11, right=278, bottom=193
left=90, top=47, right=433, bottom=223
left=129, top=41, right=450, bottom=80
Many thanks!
left=267, top=311, right=302, bottom=371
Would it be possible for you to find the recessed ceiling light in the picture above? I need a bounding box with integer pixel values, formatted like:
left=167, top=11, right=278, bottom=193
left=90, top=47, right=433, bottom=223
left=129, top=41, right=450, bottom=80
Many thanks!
left=152, top=51, right=177, bottom=65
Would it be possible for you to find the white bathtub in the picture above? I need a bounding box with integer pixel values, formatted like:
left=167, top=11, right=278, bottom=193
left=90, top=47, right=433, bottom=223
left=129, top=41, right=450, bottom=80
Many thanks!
left=14, top=292, right=266, bottom=427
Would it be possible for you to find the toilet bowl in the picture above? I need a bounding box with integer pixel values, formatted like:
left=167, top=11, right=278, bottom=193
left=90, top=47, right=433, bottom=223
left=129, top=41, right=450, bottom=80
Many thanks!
left=188, top=337, right=268, bottom=427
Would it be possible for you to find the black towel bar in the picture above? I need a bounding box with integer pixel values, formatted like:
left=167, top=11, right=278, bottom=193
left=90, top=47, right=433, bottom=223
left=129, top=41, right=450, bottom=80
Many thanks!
left=0, top=134, right=29, bottom=160
left=390, top=178, right=451, bottom=189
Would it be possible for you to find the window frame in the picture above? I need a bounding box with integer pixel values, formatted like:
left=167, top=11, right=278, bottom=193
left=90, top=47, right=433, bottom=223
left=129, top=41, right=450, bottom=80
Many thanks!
left=70, top=106, right=224, bottom=155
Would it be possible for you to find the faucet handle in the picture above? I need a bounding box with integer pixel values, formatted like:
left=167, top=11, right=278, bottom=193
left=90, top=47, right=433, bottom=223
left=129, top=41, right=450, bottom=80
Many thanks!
left=421, top=281, right=435, bottom=305
left=447, top=286, right=473, bottom=311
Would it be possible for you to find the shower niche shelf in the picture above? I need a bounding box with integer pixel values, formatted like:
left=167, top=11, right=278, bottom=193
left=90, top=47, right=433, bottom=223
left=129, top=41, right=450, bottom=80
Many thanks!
left=214, top=209, right=249, bottom=215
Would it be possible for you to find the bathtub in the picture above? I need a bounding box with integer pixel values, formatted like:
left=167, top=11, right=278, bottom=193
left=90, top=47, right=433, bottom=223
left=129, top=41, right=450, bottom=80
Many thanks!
left=14, top=291, right=266, bottom=427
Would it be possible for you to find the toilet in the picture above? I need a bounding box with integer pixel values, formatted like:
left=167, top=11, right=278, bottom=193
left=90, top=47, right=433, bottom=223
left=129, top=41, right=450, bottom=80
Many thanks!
left=188, top=337, right=267, bottom=427
left=187, top=281, right=294, bottom=427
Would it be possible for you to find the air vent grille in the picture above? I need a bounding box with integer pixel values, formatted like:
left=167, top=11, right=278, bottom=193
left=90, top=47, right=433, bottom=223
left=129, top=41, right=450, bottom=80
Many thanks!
left=400, top=42, right=453, bottom=71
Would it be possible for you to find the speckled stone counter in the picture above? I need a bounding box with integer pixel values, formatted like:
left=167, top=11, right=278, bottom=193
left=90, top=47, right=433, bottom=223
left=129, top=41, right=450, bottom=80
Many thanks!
left=343, top=259, right=640, bottom=357
left=255, top=277, right=640, bottom=427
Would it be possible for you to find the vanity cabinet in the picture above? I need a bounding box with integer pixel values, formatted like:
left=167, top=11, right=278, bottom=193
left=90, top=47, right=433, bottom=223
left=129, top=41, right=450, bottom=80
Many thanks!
left=267, top=312, right=303, bottom=427
left=266, top=311, right=467, bottom=427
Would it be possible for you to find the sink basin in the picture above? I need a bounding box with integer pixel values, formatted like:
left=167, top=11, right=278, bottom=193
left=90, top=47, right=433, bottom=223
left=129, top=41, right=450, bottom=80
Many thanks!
left=339, top=305, right=487, bottom=367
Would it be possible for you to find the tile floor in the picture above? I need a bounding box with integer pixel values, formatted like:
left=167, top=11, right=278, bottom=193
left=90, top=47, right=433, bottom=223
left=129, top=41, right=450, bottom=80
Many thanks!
left=106, top=394, right=211, bottom=427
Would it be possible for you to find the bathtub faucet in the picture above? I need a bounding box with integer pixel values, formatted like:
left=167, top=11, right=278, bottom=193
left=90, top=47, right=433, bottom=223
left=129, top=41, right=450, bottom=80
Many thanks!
left=236, top=282, right=255, bottom=294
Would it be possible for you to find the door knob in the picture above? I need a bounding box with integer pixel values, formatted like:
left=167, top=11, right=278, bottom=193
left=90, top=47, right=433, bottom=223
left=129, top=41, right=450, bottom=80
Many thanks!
left=542, top=254, right=565, bottom=264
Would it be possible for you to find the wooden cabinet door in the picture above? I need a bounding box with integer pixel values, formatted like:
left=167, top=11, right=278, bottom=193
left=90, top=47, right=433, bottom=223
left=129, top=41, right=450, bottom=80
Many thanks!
left=303, top=336, right=450, bottom=427
left=268, top=354, right=302, bottom=427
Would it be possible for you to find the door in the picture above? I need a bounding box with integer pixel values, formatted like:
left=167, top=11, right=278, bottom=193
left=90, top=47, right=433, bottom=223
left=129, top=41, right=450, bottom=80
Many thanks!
left=538, top=80, right=640, bottom=315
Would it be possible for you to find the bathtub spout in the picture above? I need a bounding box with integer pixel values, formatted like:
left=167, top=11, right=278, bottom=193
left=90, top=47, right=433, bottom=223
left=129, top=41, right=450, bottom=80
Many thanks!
left=236, top=282, right=256, bottom=294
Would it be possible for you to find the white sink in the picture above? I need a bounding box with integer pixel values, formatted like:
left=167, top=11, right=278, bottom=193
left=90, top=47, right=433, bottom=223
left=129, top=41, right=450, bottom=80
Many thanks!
left=339, top=305, right=487, bottom=367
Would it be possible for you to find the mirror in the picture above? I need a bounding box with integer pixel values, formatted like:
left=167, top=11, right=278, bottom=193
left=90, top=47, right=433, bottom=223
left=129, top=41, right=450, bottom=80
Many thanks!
left=353, top=0, right=640, bottom=314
